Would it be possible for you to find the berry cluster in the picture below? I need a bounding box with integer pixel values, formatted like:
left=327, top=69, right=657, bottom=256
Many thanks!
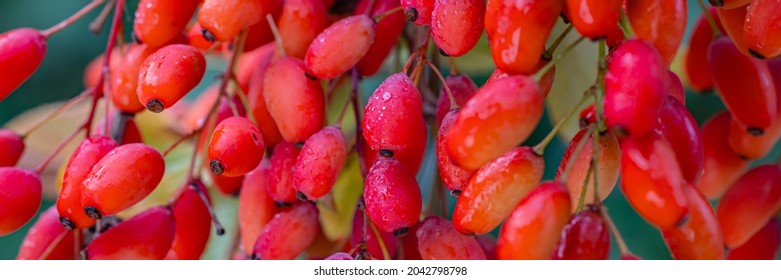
left=1, top=0, right=780, bottom=260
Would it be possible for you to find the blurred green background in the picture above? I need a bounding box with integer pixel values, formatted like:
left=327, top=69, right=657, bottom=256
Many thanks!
left=1, top=0, right=779, bottom=260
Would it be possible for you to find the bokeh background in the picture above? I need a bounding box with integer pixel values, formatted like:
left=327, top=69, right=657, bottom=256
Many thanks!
left=1, top=0, right=779, bottom=260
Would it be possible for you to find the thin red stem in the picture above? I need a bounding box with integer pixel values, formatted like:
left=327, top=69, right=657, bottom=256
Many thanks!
left=84, top=0, right=124, bottom=136
left=21, top=89, right=91, bottom=138
left=88, top=0, right=116, bottom=34
left=35, top=127, right=84, bottom=174
left=351, top=68, right=368, bottom=178
left=425, top=60, right=456, bottom=110
left=41, top=0, right=106, bottom=38
left=163, top=132, right=198, bottom=156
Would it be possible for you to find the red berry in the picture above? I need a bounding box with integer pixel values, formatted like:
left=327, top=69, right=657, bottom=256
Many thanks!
left=0, top=129, right=24, bottom=167
left=252, top=202, right=320, bottom=260
left=453, top=147, right=545, bottom=235
left=80, top=143, right=165, bottom=219
left=109, top=44, right=155, bottom=113
left=712, top=0, right=750, bottom=9
left=626, top=0, right=687, bottom=64
left=239, top=160, right=278, bottom=256
left=208, top=116, right=265, bottom=177
left=662, top=186, right=724, bottom=260
left=197, top=0, right=278, bottom=42
left=555, top=128, right=620, bottom=212
left=744, top=0, right=781, bottom=58
left=266, top=141, right=301, bottom=204
left=278, top=0, right=328, bottom=58
left=715, top=4, right=750, bottom=55
left=294, top=126, right=347, bottom=200
left=246, top=45, right=284, bottom=146
left=446, top=75, right=544, bottom=171
left=437, top=110, right=475, bottom=193
left=497, top=181, right=571, bottom=260
left=434, top=74, right=478, bottom=126
left=207, top=168, right=245, bottom=196
left=133, top=0, right=199, bottom=48
left=165, top=181, right=212, bottom=260
left=727, top=218, right=781, bottom=260
left=264, top=56, right=325, bottom=143
left=16, top=206, right=75, bottom=260
left=0, top=28, right=46, bottom=102
left=305, top=15, right=376, bottom=80
left=552, top=208, right=610, bottom=260
left=85, top=206, right=175, bottom=260
left=402, top=0, right=435, bottom=25
left=364, top=158, right=422, bottom=235
left=717, top=164, right=781, bottom=248
left=355, top=0, right=406, bottom=76
left=0, top=167, right=41, bottom=236
left=475, top=235, right=497, bottom=260
left=350, top=211, right=398, bottom=259
left=695, top=111, right=749, bottom=199
left=363, top=73, right=426, bottom=162
left=431, top=0, right=485, bottom=57
left=564, top=0, right=621, bottom=39
left=654, top=96, right=704, bottom=184
left=685, top=8, right=722, bottom=92
left=137, top=44, right=206, bottom=113
left=665, top=70, right=686, bottom=104
left=416, top=216, right=486, bottom=260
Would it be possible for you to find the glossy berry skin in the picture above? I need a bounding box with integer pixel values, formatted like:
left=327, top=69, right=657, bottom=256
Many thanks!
left=0, top=129, right=24, bottom=167
left=110, top=44, right=156, bottom=113
left=362, top=134, right=427, bottom=175
left=715, top=5, right=750, bottom=55
left=431, top=0, right=485, bottom=57
left=437, top=110, right=474, bottom=193
left=133, top=0, right=199, bottom=48
left=435, top=74, right=478, bottom=126
left=137, top=44, right=206, bottom=113
left=266, top=141, right=301, bottom=204
left=165, top=181, right=213, bottom=260
left=239, top=160, right=277, bottom=256
left=727, top=219, right=781, bottom=260
left=728, top=115, right=781, bottom=160
left=16, top=206, right=76, bottom=260
left=744, top=0, right=781, bottom=59
left=447, top=75, right=543, bottom=171
left=497, top=181, right=572, bottom=260
left=486, top=62, right=555, bottom=97
left=80, top=143, right=165, bottom=219
left=208, top=117, right=265, bottom=177
left=717, top=165, right=781, bottom=248
left=305, top=15, right=376, bottom=80
left=416, top=216, right=486, bottom=260
left=711, top=0, right=750, bottom=9
left=551, top=209, right=610, bottom=260
left=402, top=0, right=435, bottom=25
left=476, top=235, right=497, bottom=260
left=485, top=0, right=563, bottom=75
left=662, top=186, right=724, bottom=260
left=208, top=171, right=245, bottom=196
left=686, top=8, right=722, bottom=92
left=364, top=158, right=423, bottom=235
left=85, top=206, right=175, bottom=260
left=626, top=0, right=687, bottom=64
left=278, top=0, right=328, bottom=58
left=0, top=168, right=41, bottom=236
left=264, top=57, right=325, bottom=143
left=294, top=126, right=347, bottom=200
left=665, top=70, right=686, bottom=104
left=453, top=147, right=545, bottom=235
left=246, top=45, right=283, bottom=146
left=0, top=28, right=46, bottom=102
left=198, top=0, right=277, bottom=42
left=564, top=0, right=621, bottom=39
left=252, top=202, right=320, bottom=260
left=604, top=39, right=667, bottom=137
left=350, top=211, right=398, bottom=259
left=695, top=112, right=749, bottom=199
left=363, top=73, right=426, bottom=159
left=620, top=134, right=688, bottom=229
left=57, top=136, right=119, bottom=230
left=655, top=97, right=704, bottom=184
left=355, top=0, right=406, bottom=76
left=555, top=128, right=620, bottom=212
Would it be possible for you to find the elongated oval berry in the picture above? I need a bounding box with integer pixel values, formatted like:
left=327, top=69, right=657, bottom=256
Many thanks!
left=85, top=206, right=175, bottom=260
left=665, top=70, right=686, bottom=104
left=728, top=116, right=781, bottom=160
left=715, top=4, right=750, bottom=54
left=294, top=126, right=347, bottom=201
left=710, top=0, right=750, bottom=9
left=620, top=134, right=688, bottom=229
left=485, top=0, right=563, bottom=74
left=453, top=147, right=545, bottom=235
left=551, top=208, right=610, bottom=260
left=133, top=0, right=199, bottom=48
left=207, top=170, right=245, bottom=196
left=437, top=110, right=474, bottom=194
left=350, top=211, right=398, bottom=259
left=0, top=129, right=24, bottom=167
left=305, top=15, right=376, bottom=79
left=685, top=8, right=722, bottom=92
left=0, top=28, right=46, bottom=102
left=435, top=74, right=478, bottom=126
left=198, top=0, right=278, bottom=42
left=246, top=45, right=283, bottom=146
left=486, top=61, right=555, bottom=97
left=626, top=0, right=687, bottom=64
left=709, top=36, right=777, bottom=134
left=717, top=165, right=781, bottom=248
left=278, top=0, right=328, bottom=58
left=80, top=143, right=165, bottom=220
left=239, top=160, right=277, bottom=256
left=605, top=39, right=667, bottom=137
left=362, top=130, right=426, bottom=174
left=16, top=206, right=75, bottom=260
left=696, top=112, right=749, bottom=199
left=655, top=97, right=704, bottom=184
left=363, top=73, right=426, bottom=159
left=252, top=202, right=320, bottom=260
left=416, top=216, right=486, bottom=260
left=744, top=0, right=781, bottom=59
left=662, top=185, right=724, bottom=260
left=0, top=167, right=41, bottom=236
left=137, top=44, right=206, bottom=113
left=264, top=57, right=325, bottom=143
left=208, top=117, right=265, bottom=177
left=402, top=0, right=435, bottom=25
left=564, top=0, right=621, bottom=39
left=57, top=136, right=119, bottom=230
left=727, top=219, right=781, bottom=260
left=165, top=181, right=212, bottom=260
left=431, top=0, right=485, bottom=57
left=497, top=181, right=571, bottom=260
left=356, top=0, right=406, bottom=76
left=266, top=141, right=301, bottom=204
left=110, top=44, right=156, bottom=113
left=555, top=128, right=620, bottom=212
left=364, top=158, right=423, bottom=235
left=447, top=75, right=544, bottom=171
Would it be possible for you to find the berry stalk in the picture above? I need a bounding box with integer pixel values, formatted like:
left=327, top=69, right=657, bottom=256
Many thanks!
left=543, top=25, right=574, bottom=60
left=20, top=89, right=91, bottom=138
left=533, top=90, right=592, bottom=156
left=88, top=0, right=116, bottom=34
left=601, top=205, right=632, bottom=256
left=696, top=0, right=722, bottom=39
left=40, top=0, right=106, bottom=38
left=533, top=36, right=585, bottom=82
